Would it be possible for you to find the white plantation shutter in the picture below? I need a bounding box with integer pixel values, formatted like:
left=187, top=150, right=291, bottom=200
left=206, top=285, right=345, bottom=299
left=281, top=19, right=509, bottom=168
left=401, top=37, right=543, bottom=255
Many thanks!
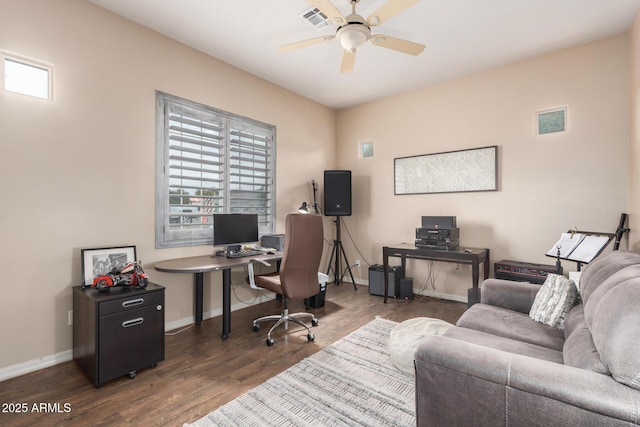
left=156, top=92, right=275, bottom=248
left=229, top=124, right=273, bottom=234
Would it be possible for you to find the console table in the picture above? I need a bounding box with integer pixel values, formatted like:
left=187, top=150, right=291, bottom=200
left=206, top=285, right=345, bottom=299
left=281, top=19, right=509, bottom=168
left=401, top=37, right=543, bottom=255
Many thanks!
left=382, top=244, right=490, bottom=305
left=154, top=252, right=281, bottom=340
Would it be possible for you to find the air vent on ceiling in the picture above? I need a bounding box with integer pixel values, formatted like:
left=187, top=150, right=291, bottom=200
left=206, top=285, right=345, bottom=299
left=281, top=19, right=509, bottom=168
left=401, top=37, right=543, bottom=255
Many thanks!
left=300, top=7, right=330, bottom=29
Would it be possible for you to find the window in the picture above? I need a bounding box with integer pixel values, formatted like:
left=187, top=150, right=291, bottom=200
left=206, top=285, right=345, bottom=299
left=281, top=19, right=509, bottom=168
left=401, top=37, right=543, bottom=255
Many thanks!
left=537, top=106, right=567, bottom=135
left=156, top=92, right=276, bottom=248
left=359, top=140, right=374, bottom=158
left=1, top=52, right=52, bottom=99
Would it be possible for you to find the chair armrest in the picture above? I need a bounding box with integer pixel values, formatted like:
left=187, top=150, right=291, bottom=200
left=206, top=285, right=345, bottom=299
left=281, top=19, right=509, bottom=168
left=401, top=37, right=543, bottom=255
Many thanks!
left=480, top=278, right=540, bottom=314
left=247, top=259, right=271, bottom=290
left=415, top=335, right=640, bottom=426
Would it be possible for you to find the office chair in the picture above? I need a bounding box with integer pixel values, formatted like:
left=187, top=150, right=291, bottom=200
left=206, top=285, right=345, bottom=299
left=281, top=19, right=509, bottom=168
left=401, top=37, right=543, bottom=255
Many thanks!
left=249, top=213, right=323, bottom=346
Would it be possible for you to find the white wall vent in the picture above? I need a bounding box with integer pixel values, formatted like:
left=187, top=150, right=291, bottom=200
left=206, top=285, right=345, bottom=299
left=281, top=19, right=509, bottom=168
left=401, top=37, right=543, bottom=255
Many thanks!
left=301, top=7, right=330, bottom=29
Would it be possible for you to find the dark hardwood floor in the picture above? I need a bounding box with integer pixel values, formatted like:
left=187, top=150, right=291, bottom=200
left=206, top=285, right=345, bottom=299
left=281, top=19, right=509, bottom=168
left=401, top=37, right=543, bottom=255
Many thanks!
left=0, top=284, right=466, bottom=426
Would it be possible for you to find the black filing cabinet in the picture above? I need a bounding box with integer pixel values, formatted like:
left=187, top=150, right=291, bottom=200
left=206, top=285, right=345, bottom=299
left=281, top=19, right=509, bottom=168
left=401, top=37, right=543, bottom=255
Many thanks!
left=73, top=283, right=165, bottom=387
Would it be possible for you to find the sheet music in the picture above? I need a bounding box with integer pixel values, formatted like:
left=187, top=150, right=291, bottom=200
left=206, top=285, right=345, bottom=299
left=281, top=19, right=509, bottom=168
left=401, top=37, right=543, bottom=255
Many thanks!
left=546, top=233, right=585, bottom=258
left=567, top=235, right=610, bottom=263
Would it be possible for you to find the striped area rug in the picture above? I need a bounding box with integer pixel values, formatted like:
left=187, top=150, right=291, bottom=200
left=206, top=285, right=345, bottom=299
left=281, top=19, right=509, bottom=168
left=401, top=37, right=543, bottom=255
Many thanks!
left=184, top=317, right=415, bottom=427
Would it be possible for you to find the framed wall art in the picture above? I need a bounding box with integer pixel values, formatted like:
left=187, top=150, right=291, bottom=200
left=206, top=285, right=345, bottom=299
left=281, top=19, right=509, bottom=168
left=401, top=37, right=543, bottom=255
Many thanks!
left=394, top=145, right=498, bottom=195
left=81, top=245, right=137, bottom=286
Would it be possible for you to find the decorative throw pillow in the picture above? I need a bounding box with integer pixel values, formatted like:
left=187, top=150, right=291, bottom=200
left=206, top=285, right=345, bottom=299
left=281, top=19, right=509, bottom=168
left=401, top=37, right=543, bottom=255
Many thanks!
left=529, top=274, right=579, bottom=329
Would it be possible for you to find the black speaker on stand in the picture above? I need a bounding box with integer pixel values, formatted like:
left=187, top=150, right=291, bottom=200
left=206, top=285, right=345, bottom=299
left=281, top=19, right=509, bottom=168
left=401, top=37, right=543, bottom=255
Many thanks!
left=324, top=170, right=356, bottom=290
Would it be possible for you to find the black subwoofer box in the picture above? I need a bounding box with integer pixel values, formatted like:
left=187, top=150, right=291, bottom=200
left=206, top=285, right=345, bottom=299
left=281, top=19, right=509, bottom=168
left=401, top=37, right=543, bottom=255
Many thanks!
left=368, top=264, right=402, bottom=298
left=399, top=277, right=414, bottom=300
left=468, top=287, right=481, bottom=308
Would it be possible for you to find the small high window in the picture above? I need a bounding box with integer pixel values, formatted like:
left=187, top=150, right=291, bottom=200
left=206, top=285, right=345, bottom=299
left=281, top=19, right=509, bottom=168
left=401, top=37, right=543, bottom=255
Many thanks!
left=1, top=53, right=52, bottom=100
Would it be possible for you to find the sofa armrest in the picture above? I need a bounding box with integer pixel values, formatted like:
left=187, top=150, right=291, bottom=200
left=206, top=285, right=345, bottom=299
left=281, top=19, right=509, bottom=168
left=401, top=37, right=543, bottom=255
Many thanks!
left=415, top=334, right=640, bottom=426
left=480, top=278, right=540, bottom=314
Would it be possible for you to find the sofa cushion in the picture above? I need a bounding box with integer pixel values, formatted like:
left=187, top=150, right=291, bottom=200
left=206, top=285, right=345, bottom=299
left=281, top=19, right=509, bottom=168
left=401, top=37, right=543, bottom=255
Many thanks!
left=585, top=264, right=640, bottom=329
left=443, top=327, right=563, bottom=364
left=578, top=250, right=640, bottom=304
left=588, top=266, right=640, bottom=390
left=480, top=279, right=540, bottom=314
left=529, top=273, right=579, bottom=329
left=562, top=305, right=608, bottom=374
left=457, top=303, right=565, bottom=351
left=562, top=303, right=584, bottom=338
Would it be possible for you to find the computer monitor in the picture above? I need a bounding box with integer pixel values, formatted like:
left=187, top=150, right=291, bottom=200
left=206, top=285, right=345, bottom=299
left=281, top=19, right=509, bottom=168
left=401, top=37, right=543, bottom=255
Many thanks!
left=213, top=213, right=259, bottom=254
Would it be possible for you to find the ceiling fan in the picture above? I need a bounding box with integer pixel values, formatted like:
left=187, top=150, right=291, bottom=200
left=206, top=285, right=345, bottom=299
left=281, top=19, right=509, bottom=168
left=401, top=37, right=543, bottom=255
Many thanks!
left=279, top=0, right=425, bottom=73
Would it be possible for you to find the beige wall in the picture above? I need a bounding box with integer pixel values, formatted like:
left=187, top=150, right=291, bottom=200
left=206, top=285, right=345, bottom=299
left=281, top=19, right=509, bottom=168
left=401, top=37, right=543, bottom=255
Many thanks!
left=630, top=10, right=640, bottom=250
left=336, top=34, right=630, bottom=300
left=0, top=0, right=335, bottom=372
left=0, top=0, right=636, bottom=377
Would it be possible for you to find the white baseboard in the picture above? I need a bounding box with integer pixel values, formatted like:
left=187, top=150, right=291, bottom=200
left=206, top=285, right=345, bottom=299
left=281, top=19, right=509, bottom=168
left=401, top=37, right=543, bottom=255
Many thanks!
left=165, top=294, right=274, bottom=332
left=344, top=278, right=469, bottom=304
left=0, top=295, right=275, bottom=383
left=415, top=288, right=468, bottom=304
left=335, top=277, right=368, bottom=286
left=0, top=350, right=73, bottom=383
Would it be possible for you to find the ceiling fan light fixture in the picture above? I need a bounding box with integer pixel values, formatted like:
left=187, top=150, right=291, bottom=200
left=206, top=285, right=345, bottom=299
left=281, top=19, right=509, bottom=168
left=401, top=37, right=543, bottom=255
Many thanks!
left=336, top=24, right=370, bottom=52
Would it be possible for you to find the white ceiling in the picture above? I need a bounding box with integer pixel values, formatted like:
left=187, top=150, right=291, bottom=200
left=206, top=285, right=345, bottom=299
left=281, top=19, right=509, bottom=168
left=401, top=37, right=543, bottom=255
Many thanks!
left=86, top=0, right=640, bottom=109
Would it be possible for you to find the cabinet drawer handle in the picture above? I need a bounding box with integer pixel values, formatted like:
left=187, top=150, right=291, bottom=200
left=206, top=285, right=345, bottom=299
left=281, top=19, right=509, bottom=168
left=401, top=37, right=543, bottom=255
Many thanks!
left=122, top=317, right=144, bottom=328
left=122, top=298, right=144, bottom=308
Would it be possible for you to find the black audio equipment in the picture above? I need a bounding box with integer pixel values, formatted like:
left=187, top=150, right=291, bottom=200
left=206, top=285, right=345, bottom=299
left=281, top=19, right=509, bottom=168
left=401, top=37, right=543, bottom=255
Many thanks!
left=399, top=277, right=414, bottom=300
left=368, top=265, right=402, bottom=298
left=324, top=170, right=352, bottom=216
left=421, top=216, right=457, bottom=229
left=415, top=240, right=459, bottom=250
left=416, top=228, right=460, bottom=241
left=494, top=260, right=561, bottom=285
left=416, top=218, right=459, bottom=251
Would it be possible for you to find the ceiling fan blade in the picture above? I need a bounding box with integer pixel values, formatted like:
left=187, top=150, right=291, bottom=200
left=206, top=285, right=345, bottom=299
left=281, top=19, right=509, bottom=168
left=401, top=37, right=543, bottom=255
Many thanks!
left=366, top=0, right=420, bottom=26
left=370, top=34, right=425, bottom=55
left=307, top=0, right=346, bottom=25
left=340, top=50, right=356, bottom=74
left=278, top=35, right=335, bottom=52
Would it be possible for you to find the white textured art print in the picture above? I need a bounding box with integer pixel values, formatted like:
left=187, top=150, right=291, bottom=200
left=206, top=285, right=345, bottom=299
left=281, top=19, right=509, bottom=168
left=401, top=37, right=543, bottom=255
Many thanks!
left=395, top=146, right=497, bottom=194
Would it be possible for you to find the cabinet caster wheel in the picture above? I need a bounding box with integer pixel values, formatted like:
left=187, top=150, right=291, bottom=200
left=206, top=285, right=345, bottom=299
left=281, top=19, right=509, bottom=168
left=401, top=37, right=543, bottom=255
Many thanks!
left=128, top=371, right=136, bottom=379
left=307, top=333, right=315, bottom=342
left=221, top=333, right=229, bottom=340
left=311, top=319, right=319, bottom=327
left=253, top=324, right=260, bottom=332
left=266, top=338, right=274, bottom=346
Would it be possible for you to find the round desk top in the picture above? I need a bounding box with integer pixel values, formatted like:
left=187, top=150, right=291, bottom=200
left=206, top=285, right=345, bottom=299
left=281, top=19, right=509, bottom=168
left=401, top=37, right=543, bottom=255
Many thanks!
left=154, top=253, right=281, bottom=274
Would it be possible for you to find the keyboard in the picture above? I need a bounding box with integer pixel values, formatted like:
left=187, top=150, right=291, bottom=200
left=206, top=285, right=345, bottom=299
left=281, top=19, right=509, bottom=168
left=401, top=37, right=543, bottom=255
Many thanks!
left=225, top=249, right=264, bottom=259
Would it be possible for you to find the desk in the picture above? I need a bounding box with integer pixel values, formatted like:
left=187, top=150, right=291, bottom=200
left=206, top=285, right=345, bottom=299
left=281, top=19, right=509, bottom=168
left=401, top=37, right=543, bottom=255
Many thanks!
left=154, top=252, right=281, bottom=340
left=382, top=244, right=490, bottom=305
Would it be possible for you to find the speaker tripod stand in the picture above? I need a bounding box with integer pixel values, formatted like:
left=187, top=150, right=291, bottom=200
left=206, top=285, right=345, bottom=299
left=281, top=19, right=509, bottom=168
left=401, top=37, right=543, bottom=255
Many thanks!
left=326, top=217, right=357, bottom=290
